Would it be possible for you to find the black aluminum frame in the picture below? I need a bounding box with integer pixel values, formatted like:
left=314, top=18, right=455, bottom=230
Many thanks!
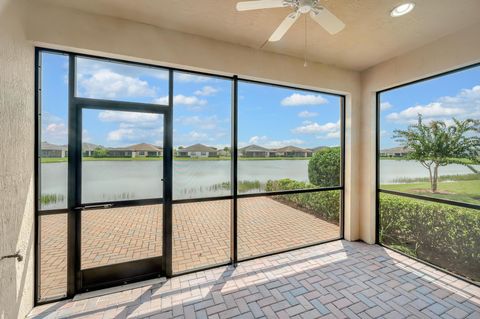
left=74, top=104, right=168, bottom=292
left=375, top=63, right=480, bottom=282
left=34, top=47, right=346, bottom=304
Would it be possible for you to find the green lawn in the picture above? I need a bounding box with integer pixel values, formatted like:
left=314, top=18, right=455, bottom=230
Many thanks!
left=381, top=179, right=480, bottom=204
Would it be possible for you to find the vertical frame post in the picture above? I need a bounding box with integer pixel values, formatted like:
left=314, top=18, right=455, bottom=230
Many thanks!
left=231, top=76, right=239, bottom=266
left=375, top=92, right=381, bottom=244
left=34, top=49, right=41, bottom=304
left=67, top=54, right=77, bottom=297
left=163, top=70, right=174, bottom=276
left=340, top=96, right=346, bottom=239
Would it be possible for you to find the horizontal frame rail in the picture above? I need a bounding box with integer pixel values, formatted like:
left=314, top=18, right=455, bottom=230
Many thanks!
left=378, top=189, right=480, bottom=210
left=237, top=186, right=343, bottom=198
left=79, top=198, right=164, bottom=208
left=74, top=97, right=169, bottom=113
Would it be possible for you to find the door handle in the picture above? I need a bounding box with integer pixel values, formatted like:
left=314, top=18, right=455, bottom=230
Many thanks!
left=1, top=250, right=23, bottom=262
left=75, top=203, right=114, bottom=210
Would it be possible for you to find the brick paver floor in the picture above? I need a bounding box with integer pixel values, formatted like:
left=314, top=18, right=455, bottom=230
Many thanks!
left=29, top=240, right=480, bottom=319
left=39, top=198, right=340, bottom=300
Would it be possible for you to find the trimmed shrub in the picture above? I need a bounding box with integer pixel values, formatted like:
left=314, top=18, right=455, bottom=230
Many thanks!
left=308, top=147, right=341, bottom=187
left=265, top=178, right=340, bottom=224
left=379, top=193, right=480, bottom=281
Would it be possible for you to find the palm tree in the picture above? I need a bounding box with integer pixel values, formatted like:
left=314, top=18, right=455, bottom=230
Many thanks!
left=393, top=115, right=479, bottom=192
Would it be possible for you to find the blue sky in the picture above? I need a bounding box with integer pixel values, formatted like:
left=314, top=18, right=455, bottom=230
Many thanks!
left=379, top=66, right=480, bottom=149
left=41, top=52, right=341, bottom=149
left=41, top=51, right=478, bottom=151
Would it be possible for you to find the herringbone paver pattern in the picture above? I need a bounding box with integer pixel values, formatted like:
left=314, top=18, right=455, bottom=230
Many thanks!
left=29, top=241, right=480, bottom=319
left=82, top=205, right=163, bottom=269
left=238, top=198, right=339, bottom=259
left=39, top=214, right=68, bottom=299
left=39, top=198, right=339, bottom=300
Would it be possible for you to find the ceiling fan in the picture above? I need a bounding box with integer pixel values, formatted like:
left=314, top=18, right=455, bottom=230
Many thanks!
left=236, top=0, right=345, bottom=42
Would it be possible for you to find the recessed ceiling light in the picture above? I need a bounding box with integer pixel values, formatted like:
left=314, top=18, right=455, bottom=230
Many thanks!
left=390, top=3, right=415, bottom=17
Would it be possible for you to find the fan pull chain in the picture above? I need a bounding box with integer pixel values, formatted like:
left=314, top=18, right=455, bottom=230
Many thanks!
left=304, top=14, right=308, bottom=67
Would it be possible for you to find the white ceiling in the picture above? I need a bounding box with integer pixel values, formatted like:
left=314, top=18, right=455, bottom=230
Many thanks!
left=38, top=0, right=480, bottom=71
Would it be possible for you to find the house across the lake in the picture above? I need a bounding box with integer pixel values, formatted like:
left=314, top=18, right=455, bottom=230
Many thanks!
left=239, top=144, right=276, bottom=157
left=380, top=146, right=410, bottom=157
left=41, top=142, right=68, bottom=158
left=107, top=143, right=163, bottom=158
left=82, top=142, right=100, bottom=157
left=177, top=144, right=218, bottom=157
left=274, top=145, right=313, bottom=157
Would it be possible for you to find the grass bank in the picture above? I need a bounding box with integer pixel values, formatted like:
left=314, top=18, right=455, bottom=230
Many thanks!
left=381, top=178, right=480, bottom=204
left=379, top=156, right=479, bottom=165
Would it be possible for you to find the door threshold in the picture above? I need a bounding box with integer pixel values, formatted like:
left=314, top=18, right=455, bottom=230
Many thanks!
left=73, top=277, right=167, bottom=301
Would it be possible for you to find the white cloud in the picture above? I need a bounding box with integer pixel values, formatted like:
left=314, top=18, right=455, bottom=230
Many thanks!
left=175, top=129, right=229, bottom=146
left=106, top=126, right=164, bottom=143
left=380, top=102, right=393, bottom=111
left=317, top=131, right=341, bottom=140
left=187, top=131, right=208, bottom=141
left=98, top=110, right=161, bottom=123
left=175, top=73, right=210, bottom=83
left=155, top=96, right=169, bottom=105
left=386, top=102, right=465, bottom=122
left=107, top=128, right=133, bottom=141
left=281, top=93, right=328, bottom=106
left=298, top=110, right=319, bottom=118
left=82, top=129, right=92, bottom=143
left=292, top=120, right=341, bottom=140
left=46, top=123, right=67, bottom=135
left=41, top=113, right=68, bottom=144
left=247, top=135, right=305, bottom=148
left=174, top=95, right=207, bottom=106
left=292, top=120, right=340, bottom=134
left=78, top=69, right=157, bottom=99
left=154, top=95, right=207, bottom=106
left=195, top=86, right=218, bottom=96
left=175, top=115, right=221, bottom=130
left=99, top=111, right=163, bottom=144
left=386, top=85, right=480, bottom=123
left=248, top=136, right=267, bottom=144
left=77, top=57, right=169, bottom=80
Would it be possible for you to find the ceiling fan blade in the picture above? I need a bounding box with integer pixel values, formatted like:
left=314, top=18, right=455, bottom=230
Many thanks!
left=269, top=12, right=300, bottom=42
left=236, top=0, right=286, bottom=11
left=310, top=7, right=345, bottom=35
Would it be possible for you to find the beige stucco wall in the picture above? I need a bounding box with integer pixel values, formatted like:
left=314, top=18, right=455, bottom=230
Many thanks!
left=0, top=0, right=35, bottom=318
left=359, top=21, right=480, bottom=244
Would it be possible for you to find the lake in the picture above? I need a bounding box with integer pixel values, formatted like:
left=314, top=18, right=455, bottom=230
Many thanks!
left=40, top=159, right=478, bottom=209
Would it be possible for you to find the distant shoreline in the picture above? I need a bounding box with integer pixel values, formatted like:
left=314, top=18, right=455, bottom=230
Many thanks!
left=41, top=156, right=479, bottom=164
left=40, top=156, right=313, bottom=163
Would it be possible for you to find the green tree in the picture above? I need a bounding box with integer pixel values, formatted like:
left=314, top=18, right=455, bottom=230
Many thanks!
left=92, top=147, right=108, bottom=158
left=308, top=147, right=341, bottom=187
left=394, top=115, right=480, bottom=192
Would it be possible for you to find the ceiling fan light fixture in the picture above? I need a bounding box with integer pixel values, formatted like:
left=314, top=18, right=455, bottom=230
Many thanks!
left=390, top=2, right=415, bottom=17
left=236, top=0, right=345, bottom=41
